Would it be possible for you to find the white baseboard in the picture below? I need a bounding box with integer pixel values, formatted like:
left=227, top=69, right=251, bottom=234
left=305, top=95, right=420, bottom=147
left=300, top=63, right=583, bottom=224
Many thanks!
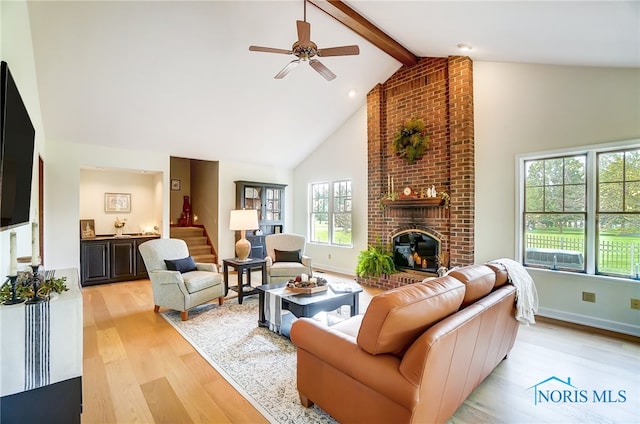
left=312, top=265, right=356, bottom=279
left=537, top=307, right=640, bottom=337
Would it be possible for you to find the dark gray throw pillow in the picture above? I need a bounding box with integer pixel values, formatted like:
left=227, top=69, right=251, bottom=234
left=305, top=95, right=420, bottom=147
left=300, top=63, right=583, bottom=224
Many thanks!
left=165, top=256, right=197, bottom=273
left=274, top=249, right=302, bottom=263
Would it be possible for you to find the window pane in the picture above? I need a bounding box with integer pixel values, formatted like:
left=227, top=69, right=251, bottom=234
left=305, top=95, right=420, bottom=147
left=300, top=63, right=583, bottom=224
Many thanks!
left=565, top=185, right=585, bottom=212
left=545, top=159, right=564, bottom=185
left=310, top=183, right=330, bottom=243
left=524, top=213, right=585, bottom=270
left=596, top=148, right=640, bottom=277
left=525, top=187, right=544, bottom=212
left=525, top=155, right=586, bottom=215
left=525, top=160, right=544, bottom=186
left=331, top=180, right=352, bottom=246
left=310, top=213, right=329, bottom=243
left=599, top=182, right=623, bottom=212
left=626, top=150, right=640, bottom=180
left=598, top=214, right=640, bottom=275
left=332, top=213, right=352, bottom=246
left=599, top=152, right=624, bottom=182
left=564, top=157, right=586, bottom=184
left=626, top=181, right=640, bottom=211
left=545, top=186, right=563, bottom=212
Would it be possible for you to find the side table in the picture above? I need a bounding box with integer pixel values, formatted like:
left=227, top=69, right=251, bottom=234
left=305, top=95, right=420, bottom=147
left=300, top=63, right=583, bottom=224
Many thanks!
left=222, top=257, right=267, bottom=304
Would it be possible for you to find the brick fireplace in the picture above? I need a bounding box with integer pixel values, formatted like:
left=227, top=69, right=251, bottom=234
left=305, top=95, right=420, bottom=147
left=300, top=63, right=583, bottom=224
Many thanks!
left=358, top=56, right=474, bottom=290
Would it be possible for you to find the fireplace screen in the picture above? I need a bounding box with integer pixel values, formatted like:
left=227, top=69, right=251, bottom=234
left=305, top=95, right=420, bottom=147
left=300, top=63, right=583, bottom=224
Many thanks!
left=392, top=232, right=439, bottom=273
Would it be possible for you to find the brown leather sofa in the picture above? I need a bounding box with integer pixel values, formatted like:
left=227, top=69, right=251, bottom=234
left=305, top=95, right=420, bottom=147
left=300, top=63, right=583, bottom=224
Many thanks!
left=290, top=264, right=519, bottom=424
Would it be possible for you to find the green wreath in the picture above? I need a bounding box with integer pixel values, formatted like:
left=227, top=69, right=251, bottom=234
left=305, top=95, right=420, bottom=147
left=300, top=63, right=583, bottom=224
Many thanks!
left=392, top=117, right=430, bottom=164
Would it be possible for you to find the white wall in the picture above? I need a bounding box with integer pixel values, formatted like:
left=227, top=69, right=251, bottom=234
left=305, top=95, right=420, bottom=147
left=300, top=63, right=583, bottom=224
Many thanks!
left=0, top=0, right=46, bottom=275
left=293, top=105, right=368, bottom=276
left=474, top=61, right=640, bottom=335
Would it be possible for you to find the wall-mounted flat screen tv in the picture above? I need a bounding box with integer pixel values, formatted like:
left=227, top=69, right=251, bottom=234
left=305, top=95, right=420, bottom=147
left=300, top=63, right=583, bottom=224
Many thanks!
left=1, top=61, right=35, bottom=230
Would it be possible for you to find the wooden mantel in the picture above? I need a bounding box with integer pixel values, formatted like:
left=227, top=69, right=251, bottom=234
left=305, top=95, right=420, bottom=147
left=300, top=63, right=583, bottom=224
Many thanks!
left=381, top=197, right=444, bottom=208
left=381, top=197, right=446, bottom=219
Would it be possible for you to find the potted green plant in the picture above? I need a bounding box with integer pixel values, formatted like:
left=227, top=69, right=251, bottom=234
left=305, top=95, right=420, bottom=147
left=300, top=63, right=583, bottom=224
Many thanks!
left=392, top=117, right=430, bottom=164
left=356, top=242, right=397, bottom=278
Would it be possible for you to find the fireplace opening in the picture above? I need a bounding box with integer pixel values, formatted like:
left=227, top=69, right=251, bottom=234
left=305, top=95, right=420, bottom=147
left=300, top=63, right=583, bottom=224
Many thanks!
left=392, top=231, right=440, bottom=273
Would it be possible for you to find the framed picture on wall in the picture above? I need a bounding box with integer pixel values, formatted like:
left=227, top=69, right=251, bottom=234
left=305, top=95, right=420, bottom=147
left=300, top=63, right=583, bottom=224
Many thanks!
left=105, top=193, right=131, bottom=213
left=80, top=219, right=96, bottom=239
left=171, top=179, right=181, bottom=191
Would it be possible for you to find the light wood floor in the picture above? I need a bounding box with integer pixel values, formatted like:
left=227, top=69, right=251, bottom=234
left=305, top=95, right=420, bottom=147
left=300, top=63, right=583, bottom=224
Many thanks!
left=82, top=273, right=639, bottom=424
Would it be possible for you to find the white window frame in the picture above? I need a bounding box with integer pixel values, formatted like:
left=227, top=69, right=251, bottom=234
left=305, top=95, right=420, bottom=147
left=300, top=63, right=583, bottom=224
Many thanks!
left=516, top=138, right=639, bottom=277
left=309, top=179, right=353, bottom=247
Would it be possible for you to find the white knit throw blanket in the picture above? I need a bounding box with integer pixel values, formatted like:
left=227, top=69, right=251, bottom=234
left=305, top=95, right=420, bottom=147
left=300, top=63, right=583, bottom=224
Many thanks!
left=489, top=258, right=539, bottom=325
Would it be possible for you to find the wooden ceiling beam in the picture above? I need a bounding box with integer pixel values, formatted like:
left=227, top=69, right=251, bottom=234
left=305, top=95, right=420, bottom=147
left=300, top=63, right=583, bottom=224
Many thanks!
left=307, top=0, right=418, bottom=67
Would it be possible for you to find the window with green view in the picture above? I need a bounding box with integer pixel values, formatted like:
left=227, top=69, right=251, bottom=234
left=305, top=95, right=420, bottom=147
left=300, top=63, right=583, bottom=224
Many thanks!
left=309, top=180, right=352, bottom=247
left=520, top=143, right=640, bottom=278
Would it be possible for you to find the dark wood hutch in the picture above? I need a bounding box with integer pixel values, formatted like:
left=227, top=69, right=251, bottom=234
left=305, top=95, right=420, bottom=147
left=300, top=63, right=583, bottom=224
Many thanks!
left=235, top=181, right=287, bottom=259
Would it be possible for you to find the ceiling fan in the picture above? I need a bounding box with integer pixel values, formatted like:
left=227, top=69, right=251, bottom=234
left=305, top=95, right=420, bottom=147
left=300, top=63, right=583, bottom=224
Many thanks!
left=249, top=1, right=359, bottom=81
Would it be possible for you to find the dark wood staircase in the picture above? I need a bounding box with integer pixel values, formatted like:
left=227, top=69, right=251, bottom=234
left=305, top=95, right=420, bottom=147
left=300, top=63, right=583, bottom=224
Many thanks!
left=170, top=226, right=218, bottom=264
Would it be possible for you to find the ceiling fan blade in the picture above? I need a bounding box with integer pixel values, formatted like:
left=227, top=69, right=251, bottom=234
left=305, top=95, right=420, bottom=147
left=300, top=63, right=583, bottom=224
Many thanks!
left=309, top=59, right=336, bottom=81
left=297, top=20, right=311, bottom=45
left=249, top=46, right=292, bottom=55
left=317, top=45, right=360, bottom=57
left=274, top=60, right=300, bottom=79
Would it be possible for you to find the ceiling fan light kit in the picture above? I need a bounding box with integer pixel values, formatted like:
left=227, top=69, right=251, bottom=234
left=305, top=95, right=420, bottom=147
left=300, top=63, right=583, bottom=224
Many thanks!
left=249, top=1, right=359, bottom=81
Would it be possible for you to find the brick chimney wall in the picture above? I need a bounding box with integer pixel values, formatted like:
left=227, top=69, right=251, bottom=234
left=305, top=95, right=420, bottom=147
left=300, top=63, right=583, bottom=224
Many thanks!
left=361, top=56, right=474, bottom=290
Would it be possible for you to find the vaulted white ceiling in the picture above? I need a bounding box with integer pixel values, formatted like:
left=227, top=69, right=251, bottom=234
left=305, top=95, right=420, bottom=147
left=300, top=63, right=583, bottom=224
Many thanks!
left=26, top=1, right=639, bottom=169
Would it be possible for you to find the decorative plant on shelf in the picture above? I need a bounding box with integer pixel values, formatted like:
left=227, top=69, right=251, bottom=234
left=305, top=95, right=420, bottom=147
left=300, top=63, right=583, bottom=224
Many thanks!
left=356, top=241, right=397, bottom=278
left=392, top=117, right=430, bottom=164
left=37, top=276, right=69, bottom=299
left=0, top=276, right=30, bottom=303
left=0, top=273, right=68, bottom=303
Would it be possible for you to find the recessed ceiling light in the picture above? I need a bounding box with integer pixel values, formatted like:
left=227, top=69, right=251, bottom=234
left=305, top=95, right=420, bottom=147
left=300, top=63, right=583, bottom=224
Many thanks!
left=457, top=43, right=473, bottom=52
left=347, top=89, right=357, bottom=98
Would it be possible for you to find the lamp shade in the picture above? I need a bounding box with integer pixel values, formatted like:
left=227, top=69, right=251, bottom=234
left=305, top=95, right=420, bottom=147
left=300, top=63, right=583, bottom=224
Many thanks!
left=229, top=209, right=259, bottom=231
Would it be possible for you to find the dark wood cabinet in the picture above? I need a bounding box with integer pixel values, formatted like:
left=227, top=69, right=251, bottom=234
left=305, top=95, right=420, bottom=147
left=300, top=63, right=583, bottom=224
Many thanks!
left=235, top=181, right=287, bottom=259
left=81, top=240, right=110, bottom=285
left=110, top=239, right=136, bottom=281
left=80, top=236, right=158, bottom=286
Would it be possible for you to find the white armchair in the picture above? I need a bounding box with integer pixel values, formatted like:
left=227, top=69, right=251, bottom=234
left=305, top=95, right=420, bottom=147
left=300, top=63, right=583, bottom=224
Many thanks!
left=265, top=233, right=312, bottom=283
left=138, top=238, right=225, bottom=321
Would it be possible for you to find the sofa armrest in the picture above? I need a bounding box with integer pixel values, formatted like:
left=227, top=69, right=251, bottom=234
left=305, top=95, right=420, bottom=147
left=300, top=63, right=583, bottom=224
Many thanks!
left=290, top=318, right=416, bottom=407
left=301, top=255, right=312, bottom=268
left=265, top=256, right=273, bottom=267
left=196, top=262, right=217, bottom=273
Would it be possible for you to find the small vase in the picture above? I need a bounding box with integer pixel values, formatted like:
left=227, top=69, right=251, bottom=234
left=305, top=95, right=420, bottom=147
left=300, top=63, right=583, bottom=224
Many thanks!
left=115, top=227, right=123, bottom=237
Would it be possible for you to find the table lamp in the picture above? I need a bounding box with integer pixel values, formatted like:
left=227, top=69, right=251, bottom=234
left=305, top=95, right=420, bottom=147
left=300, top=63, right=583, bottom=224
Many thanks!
left=230, top=209, right=259, bottom=261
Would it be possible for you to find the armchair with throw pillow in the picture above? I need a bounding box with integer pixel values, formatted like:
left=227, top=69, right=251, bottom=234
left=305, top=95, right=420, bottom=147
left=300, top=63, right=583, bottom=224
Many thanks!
left=138, top=238, right=225, bottom=321
left=265, top=233, right=312, bottom=283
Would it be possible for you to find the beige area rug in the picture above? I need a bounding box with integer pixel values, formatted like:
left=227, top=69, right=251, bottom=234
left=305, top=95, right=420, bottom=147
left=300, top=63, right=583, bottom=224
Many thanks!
left=161, top=270, right=361, bottom=423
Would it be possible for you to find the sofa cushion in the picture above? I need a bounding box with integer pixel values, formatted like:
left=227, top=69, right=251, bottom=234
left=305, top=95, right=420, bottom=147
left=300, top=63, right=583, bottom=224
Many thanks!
left=485, top=263, right=509, bottom=288
left=448, top=264, right=497, bottom=308
left=269, top=262, right=308, bottom=276
left=274, top=249, right=302, bottom=263
left=164, top=256, right=197, bottom=273
left=182, top=271, right=222, bottom=293
left=357, top=276, right=465, bottom=356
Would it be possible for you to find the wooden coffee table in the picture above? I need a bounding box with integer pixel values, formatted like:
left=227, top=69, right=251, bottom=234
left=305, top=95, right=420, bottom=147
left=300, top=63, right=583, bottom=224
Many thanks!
left=256, top=282, right=362, bottom=329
